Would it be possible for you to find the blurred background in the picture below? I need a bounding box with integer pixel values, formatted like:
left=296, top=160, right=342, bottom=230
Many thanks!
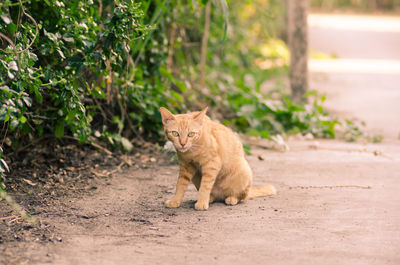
left=309, top=0, right=400, bottom=141
left=1, top=0, right=399, bottom=160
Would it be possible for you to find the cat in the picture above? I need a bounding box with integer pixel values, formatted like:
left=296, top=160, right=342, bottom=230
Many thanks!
left=160, top=107, right=276, bottom=211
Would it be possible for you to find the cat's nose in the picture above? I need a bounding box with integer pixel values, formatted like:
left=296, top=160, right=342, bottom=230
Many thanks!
left=181, top=143, right=186, bottom=147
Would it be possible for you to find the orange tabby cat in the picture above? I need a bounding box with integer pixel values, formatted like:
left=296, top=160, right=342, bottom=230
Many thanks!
left=160, top=107, right=276, bottom=211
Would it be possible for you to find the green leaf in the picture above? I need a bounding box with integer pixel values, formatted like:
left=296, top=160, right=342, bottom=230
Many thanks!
left=91, top=52, right=106, bottom=61
left=175, top=80, right=187, bottom=93
left=63, top=34, right=75, bottom=42
left=37, top=125, right=44, bottom=136
left=7, top=23, right=17, bottom=34
left=0, top=109, right=7, bottom=121
left=303, top=90, right=319, bottom=98
left=93, top=86, right=106, bottom=99
left=7, top=70, right=15, bottom=79
left=28, top=51, right=38, bottom=62
left=170, top=90, right=184, bottom=103
left=8, top=61, right=18, bottom=71
left=57, top=49, right=66, bottom=59
left=0, top=85, right=17, bottom=95
left=260, top=130, right=269, bottom=139
left=10, top=119, right=19, bottom=130
left=33, top=86, right=43, bottom=103
left=23, top=97, right=32, bottom=107
left=159, top=67, right=173, bottom=80
left=0, top=159, right=9, bottom=172
left=243, top=144, right=252, bottom=156
left=44, top=29, right=58, bottom=42
left=19, top=116, right=27, bottom=124
left=67, top=56, right=84, bottom=67
left=246, top=128, right=260, bottom=137
left=55, top=122, right=65, bottom=138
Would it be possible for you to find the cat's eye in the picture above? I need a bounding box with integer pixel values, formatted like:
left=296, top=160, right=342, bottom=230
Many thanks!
left=171, top=131, right=179, bottom=137
left=188, top=132, right=195, bottom=137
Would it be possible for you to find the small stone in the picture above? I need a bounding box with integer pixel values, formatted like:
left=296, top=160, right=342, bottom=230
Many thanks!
left=304, top=133, right=314, bottom=140
left=373, top=150, right=382, bottom=156
left=308, top=141, right=320, bottom=149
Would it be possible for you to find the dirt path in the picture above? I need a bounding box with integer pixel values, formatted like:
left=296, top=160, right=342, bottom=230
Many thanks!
left=10, top=140, right=400, bottom=265
left=2, top=13, right=400, bottom=265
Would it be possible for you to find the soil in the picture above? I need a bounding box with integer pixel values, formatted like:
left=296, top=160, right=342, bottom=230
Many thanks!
left=0, top=139, right=172, bottom=264
left=1, top=139, right=400, bottom=265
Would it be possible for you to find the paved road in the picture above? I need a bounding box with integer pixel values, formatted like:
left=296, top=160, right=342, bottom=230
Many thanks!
left=309, top=14, right=400, bottom=140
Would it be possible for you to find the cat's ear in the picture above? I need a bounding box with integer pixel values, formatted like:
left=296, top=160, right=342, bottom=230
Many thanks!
left=160, top=107, right=175, bottom=125
left=192, top=107, right=208, bottom=125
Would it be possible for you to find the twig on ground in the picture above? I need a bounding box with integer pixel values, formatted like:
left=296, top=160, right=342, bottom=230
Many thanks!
left=90, top=140, right=113, bottom=156
left=62, top=136, right=113, bottom=155
left=8, top=215, right=23, bottom=224
left=0, top=215, right=17, bottom=221
left=0, top=189, right=36, bottom=224
left=91, top=161, right=124, bottom=178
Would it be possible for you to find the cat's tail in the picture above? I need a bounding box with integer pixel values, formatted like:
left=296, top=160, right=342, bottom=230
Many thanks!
left=248, top=184, right=277, bottom=199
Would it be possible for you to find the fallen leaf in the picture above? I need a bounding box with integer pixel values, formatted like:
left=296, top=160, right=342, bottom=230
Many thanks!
left=66, top=167, right=80, bottom=172
left=140, top=155, right=150, bottom=163
left=120, top=155, right=133, bottom=166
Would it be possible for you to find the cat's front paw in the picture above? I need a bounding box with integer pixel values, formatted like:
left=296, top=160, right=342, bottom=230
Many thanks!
left=225, top=196, right=238, bottom=205
left=165, top=199, right=181, bottom=208
left=194, top=200, right=209, bottom=211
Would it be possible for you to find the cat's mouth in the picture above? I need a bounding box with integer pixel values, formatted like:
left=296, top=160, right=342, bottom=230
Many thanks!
left=177, top=146, right=191, bottom=153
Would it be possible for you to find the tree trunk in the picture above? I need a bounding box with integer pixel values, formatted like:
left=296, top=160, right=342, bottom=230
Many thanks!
left=199, top=1, right=211, bottom=92
left=288, top=0, right=309, bottom=103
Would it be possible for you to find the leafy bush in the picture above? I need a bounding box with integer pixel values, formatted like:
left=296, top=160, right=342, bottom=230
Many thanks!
left=224, top=89, right=339, bottom=139
left=0, top=0, right=182, bottom=147
left=0, top=0, right=364, bottom=162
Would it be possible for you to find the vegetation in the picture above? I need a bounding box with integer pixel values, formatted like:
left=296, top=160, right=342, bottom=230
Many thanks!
left=0, top=0, right=372, bottom=185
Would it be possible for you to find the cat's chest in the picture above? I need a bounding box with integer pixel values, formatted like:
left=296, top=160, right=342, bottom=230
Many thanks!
left=188, top=160, right=202, bottom=171
left=179, top=154, right=204, bottom=171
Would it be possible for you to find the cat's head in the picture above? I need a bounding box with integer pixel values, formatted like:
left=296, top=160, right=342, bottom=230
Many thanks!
left=160, top=107, right=208, bottom=153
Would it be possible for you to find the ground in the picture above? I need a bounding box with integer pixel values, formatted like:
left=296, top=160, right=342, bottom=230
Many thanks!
left=1, top=13, right=400, bottom=265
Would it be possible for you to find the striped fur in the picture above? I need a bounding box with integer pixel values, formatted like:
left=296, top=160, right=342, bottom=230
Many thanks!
left=160, top=107, right=276, bottom=211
